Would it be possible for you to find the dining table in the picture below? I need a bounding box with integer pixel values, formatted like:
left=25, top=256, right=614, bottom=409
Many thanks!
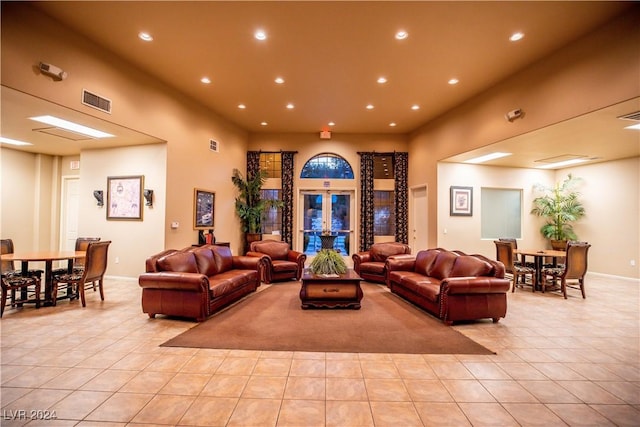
left=515, top=248, right=566, bottom=290
left=1, top=250, right=86, bottom=305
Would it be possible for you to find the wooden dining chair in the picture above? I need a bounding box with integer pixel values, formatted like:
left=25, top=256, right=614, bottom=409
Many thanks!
left=494, top=240, right=536, bottom=292
left=51, top=241, right=111, bottom=307
left=541, top=241, right=591, bottom=298
left=1, top=238, right=43, bottom=279
left=52, top=237, right=101, bottom=293
left=1, top=273, right=41, bottom=317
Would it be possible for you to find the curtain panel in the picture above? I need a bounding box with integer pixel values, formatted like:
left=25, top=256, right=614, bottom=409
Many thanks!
left=246, top=151, right=260, bottom=180
left=281, top=152, right=295, bottom=245
left=394, top=151, right=409, bottom=244
left=359, top=152, right=375, bottom=251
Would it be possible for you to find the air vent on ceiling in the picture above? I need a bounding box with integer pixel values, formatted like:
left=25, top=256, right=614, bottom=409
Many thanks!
left=209, top=139, right=219, bottom=153
left=82, top=89, right=112, bottom=114
left=618, top=111, right=640, bottom=121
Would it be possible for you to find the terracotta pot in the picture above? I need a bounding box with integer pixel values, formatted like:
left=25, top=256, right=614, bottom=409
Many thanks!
left=550, top=239, right=567, bottom=251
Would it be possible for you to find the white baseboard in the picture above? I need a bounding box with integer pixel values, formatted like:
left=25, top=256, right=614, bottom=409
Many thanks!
left=588, top=271, right=640, bottom=284
left=104, top=275, right=138, bottom=282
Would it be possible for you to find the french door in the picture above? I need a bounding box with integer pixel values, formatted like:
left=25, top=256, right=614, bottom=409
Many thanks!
left=300, top=190, right=354, bottom=255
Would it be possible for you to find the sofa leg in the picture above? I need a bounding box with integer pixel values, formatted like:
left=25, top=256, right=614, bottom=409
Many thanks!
left=443, top=320, right=453, bottom=326
left=492, top=317, right=500, bottom=323
left=148, top=313, right=156, bottom=318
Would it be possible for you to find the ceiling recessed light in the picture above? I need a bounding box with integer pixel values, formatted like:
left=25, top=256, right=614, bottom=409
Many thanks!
left=389, top=122, right=397, bottom=127
left=0, top=136, right=32, bottom=146
left=510, top=32, right=525, bottom=42
left=377, top=77, right=387, bottom=84
left=238, top=104, right=246, bottom=109
left=29, top=115, right=114, bottom=138
left=260, top=122, right=268, bottom=126
left=328, top=122, right=335, bottom=127
left=200, top=77, right=211, bottom=84
left=286, top=103, right=295, bottom=109
left=448, top=78, right=459, bottom=85
left=411, top=105, right=420, bottom=110
left=274, top=77, right=285, bottom=84
left=464, top=152, right=512, bottom=164
left=395, top=30, right=408, bottom=40
left=366, top=104, right=374, bottom=110
left=138, top=32, right=153, bottom=42
left=254, top=30, right=267, bottom=41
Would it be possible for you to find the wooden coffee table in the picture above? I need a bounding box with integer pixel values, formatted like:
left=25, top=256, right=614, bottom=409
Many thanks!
left=300, top=269, right=363, bottom=309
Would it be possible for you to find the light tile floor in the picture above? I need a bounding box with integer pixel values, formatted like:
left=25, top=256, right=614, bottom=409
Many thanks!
left=1, top=273, right=638, bottom=426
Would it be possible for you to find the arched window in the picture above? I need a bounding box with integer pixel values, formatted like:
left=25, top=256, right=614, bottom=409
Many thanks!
left=300, top=153, right=354, bottom=179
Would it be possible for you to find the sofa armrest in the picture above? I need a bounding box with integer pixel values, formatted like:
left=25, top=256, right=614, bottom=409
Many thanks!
left=231, top=255, right=264, bottom=271
left=352, top=252, right=370, bottom=274
left=385, top=255, right=416, bottom=272
left=138, top=272, right=208, bottom=292
left=442, top=277, right=511, bottom=294
left=286, top=250, right=306, bottom=264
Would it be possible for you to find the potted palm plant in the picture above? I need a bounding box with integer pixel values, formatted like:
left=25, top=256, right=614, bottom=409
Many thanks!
left=530, top=173, right=586, bottom=250
left=231, top=168, right=282, bottom=253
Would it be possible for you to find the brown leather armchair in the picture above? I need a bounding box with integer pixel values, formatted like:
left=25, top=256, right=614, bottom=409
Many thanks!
left=246, top=240, right=306, bottom=283
left=352, top=242, right=411, bottom=284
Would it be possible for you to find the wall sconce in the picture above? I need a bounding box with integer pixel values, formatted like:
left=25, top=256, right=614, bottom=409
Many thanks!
left=143, top=189, right=154, bottom=207
left=93, top=190, right=104, bottom=207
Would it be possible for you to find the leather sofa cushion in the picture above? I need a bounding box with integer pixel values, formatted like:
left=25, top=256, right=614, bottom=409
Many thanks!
left=272, top=260, right=297, bottom=272
left=451, top=256, right=493, bottom=277
left=414, top=249, right=441, bottom=276
left=209, top=270, right=258, bottom=298
left=192, top=246, right=219, bottom=277
left=251, top=241, right=289, bottom=260
left=428, top=250, right=459, bottom=280
left=370, top=242, right=409, bottom=262
left=157, top=251, right=198, bottom=273
left=212, top=246, right=233, bottom=273
left=401, top=279, right=441, bottom=303
left=360, top=261, right=385, bottom=274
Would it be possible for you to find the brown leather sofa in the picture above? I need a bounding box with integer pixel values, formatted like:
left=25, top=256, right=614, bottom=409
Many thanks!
left=386, top=248, right=510, bottom=325
left=246, top=240, right=306, bottom=283
left=138, top=245, right=263, bottom=322
left=352, top=242, right=411, bottom=284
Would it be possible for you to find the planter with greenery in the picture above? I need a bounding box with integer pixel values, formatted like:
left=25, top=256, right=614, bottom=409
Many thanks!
left=309, top=249, right=347, bottom=275
left=530, top=173, right=585, bottom=250
left=231, top=168, right=283, bottom=253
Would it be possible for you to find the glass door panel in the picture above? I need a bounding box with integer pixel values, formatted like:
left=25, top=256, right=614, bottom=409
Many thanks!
left=301, top=191, right=352, bottom=255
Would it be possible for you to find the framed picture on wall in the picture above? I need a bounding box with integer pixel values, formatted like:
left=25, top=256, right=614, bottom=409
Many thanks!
left=194, top=188, right=215, bottom=229
left=107, top=175, right=144, bottom=220
left=450, top=186, right=473, bottom=216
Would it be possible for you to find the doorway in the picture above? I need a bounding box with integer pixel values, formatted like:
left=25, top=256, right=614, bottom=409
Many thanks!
left=410, top=184, right=428, bottom=251
left=300, top=190, right=354, bottom=255
left=60, top=176, right=80, bottom=251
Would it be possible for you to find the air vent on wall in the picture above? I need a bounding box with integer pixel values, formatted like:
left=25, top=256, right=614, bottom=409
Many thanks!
left=618, top=111, right=640, bottom=121
left=209, top=139, right=219, bottom=153
left=82, top=89, right=112, bottom=114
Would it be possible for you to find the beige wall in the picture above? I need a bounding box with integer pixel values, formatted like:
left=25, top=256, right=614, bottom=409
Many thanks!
left=409, top=11, right=640, bottom=251
left=438, top=158, right=640, bottom=278
left=2, top=3, right=250, bottom=276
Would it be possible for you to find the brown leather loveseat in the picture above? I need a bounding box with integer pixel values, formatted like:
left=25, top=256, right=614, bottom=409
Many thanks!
left=386, top=248, right=510, bottom=325
left=352, top=242, right=411, bottom=284
left=246, top=240, right=306, bottom=283
left=138, top=245, right=263, bottom=322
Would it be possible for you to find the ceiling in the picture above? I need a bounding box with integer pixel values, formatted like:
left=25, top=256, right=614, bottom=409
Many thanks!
left=2, top=1, right=638, bottom=166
